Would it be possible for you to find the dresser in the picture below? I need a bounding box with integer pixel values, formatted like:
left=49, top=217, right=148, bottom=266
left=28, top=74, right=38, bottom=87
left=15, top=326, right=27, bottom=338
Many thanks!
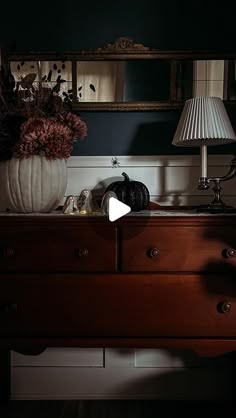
left=1, top=211, right=236, bottom=400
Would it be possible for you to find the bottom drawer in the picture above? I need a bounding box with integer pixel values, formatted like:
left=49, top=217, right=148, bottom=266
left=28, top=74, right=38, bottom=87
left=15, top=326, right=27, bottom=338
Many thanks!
left=0, top=274, right=236, bottom=338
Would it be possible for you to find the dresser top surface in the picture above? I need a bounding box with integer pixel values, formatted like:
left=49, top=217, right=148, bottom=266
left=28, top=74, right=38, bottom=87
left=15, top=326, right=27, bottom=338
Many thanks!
left=1, top=209, right=236, bottom=228
left=1, top=209, right=236, bottom=217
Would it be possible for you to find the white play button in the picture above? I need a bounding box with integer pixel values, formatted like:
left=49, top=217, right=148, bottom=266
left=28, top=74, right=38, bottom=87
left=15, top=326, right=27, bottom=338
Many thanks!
left=108, top=197, right=131, bottom=222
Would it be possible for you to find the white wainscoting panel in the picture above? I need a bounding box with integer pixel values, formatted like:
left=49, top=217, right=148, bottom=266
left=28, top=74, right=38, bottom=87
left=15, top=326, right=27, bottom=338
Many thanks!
left=10, top=154, right=236, bottom=400
left=65, top=154, right=236, bottom=207
left=11, top=348, right=104, bottom=367
left=134, top=349, right=231, bottom=368
left=11, top=358, right=232, bottom=400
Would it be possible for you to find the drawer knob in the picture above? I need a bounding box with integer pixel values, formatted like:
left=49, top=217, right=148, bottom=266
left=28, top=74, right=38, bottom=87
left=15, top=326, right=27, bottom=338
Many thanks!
left=75, top=248, right=89, bottom=257
left=224, top=248, right=236, bottom=258
left=218, top=301, right=232, bottom=314
left=147, top=248, right=160, bottom=258
left=0, top=247, right=15, bottom=258
left=0, top=302, right=18, bottom=314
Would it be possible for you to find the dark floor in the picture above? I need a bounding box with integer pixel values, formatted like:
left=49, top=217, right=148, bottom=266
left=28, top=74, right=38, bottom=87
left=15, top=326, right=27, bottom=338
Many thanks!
left=0, top=401, right=235, bottom=418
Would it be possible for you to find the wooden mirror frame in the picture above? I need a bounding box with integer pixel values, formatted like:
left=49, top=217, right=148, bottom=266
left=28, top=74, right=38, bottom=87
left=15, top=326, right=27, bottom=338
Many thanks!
left=2, top=37, right=236, bottom=111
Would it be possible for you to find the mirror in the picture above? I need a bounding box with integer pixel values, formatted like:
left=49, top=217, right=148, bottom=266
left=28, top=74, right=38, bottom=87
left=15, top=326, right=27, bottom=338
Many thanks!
left=3, top=37, right=236, bottom=111
left=76, top=59, right=171, bottom=102
left=173, top=59, right=236, bottom=102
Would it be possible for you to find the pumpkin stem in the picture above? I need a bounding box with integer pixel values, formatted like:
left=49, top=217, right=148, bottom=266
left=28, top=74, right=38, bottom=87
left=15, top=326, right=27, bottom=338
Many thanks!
left=122, top=172, right=130, bottom=182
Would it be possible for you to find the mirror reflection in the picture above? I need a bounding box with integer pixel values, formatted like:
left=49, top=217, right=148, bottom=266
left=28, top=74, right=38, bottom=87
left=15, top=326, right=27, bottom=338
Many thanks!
left=10, top=59, right=171, bottom=103
left=177, top=59, right=236, bottom=101
left=76, top=60, right=170, bottom=102
left=9, top=58, right=236, bottom=106
left=10, top=60, right=73, bottom=102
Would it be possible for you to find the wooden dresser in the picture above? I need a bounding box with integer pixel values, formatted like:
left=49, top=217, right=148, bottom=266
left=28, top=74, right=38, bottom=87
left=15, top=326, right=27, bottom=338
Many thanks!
left=1, top=211, right=236, bottom=400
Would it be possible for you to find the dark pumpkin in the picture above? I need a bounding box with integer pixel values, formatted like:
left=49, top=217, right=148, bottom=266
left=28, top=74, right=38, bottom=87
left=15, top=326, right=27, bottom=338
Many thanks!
left=105, top=172, right=150, bottom=211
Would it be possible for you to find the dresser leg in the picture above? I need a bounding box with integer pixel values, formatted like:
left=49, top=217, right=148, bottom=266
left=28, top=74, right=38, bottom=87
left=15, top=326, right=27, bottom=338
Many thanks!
left=0, top=350, right=11, bottom=403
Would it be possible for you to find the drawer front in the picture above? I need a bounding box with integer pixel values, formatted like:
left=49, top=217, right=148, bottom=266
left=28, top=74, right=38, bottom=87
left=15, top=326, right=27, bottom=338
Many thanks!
left=0, top=274, right=236, bottom=338
left=0, top=227, right=117, bottom=272
left=121, top=226, right=236, bottom=272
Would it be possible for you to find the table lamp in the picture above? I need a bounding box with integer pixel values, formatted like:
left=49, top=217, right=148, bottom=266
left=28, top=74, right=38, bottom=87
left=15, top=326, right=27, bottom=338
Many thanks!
left=172, top=96, right=236, bottom=212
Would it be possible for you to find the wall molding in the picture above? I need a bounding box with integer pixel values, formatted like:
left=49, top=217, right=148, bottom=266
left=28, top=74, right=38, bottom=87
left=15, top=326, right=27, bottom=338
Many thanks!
left=67, top=154, right=234, bottom=168
left=65, top=154, right=236, bottom=207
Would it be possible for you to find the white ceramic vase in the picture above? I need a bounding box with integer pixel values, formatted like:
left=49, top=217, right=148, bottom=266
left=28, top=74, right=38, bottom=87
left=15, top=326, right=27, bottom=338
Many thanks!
left=0, top=156, right=67, bottom=213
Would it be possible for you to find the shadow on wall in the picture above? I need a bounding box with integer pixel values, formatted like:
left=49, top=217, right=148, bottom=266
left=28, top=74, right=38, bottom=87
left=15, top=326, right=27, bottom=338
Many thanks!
left=91, top=171, right=191, bottom=207
left=114, top=357, right=232, bottom=401
left=128, top=120, right=180, bottom=155
left=115, top=368, right=232, bottom=401
left=74, top=112, right=236, bottom=157
left=130, top=119, right=236, bottom=156
left=104, top=347, right=232, bottom=401
left=125, top=120, right=196, bottom=206
left=72, top=113, right=183, bottom=157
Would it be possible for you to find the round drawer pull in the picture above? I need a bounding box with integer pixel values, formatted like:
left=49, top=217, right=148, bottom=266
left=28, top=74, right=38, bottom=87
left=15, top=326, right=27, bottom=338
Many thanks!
left=0, top=247, right=15, bottom=258
left=0, top=302, right=18, bottom=314
left=225, top=248, right=236, bottom=258
left=147, top=248, right=160, bottom=258
left=75, top=248, right=89, bottom=257
left=217, top=301, right=232, bottom=314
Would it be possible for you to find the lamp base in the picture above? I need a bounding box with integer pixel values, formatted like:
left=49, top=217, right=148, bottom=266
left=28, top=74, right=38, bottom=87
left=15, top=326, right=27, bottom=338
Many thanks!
left=196, top=203, right=236, bottom=214
left=197, top=168, right=236, bottom=214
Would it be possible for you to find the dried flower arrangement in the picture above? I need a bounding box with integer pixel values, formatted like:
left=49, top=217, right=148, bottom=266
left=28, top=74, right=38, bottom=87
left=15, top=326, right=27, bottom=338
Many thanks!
left=0, top=67, right=87, bottom=160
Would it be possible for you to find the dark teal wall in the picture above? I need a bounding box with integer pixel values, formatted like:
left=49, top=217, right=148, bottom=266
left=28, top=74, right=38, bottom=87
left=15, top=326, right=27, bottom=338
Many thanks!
left=1, top=0, right=236, bottom=156
left=1, top=1, right=235, bottom=51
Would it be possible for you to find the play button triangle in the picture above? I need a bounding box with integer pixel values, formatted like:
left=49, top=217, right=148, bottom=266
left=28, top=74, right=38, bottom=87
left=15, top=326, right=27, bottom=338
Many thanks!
left=108, top=197, right=131, bottom=222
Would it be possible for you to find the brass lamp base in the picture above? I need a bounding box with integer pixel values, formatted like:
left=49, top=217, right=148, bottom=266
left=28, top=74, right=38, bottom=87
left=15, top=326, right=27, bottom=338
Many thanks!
left=196, top=203, right=236, bottom=214
left=197, top=157, right=236, bottom=214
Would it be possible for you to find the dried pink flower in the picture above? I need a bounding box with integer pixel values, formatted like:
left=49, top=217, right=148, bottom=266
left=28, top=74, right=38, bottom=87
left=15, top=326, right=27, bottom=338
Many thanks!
left=13, top=117, right=75, bottom=159
left=0, top=67, right=87, bottom=160
left=57, top=112, right=87, bottom=141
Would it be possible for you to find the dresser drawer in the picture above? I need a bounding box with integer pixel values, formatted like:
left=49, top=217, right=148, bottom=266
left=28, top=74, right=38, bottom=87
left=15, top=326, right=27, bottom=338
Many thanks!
left=1, top=274, right=236, bottom=338
left=121, top=226, right=236, bottom=272
left=0, top=227, right=117, bottom=272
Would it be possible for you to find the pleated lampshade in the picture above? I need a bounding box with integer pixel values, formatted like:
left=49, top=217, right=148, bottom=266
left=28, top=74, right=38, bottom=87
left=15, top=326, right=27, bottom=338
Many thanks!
left=172, top=96, right=236, bottom=147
